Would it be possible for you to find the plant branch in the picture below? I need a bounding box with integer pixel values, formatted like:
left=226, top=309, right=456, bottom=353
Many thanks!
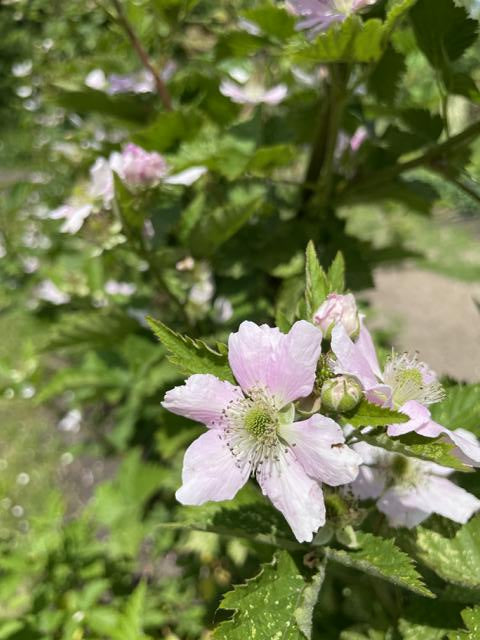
left=110, top=0, right=172, bottom=111
left=337, top=119, right=480, bottom=203
left=298, top=65, right=349, bottom=218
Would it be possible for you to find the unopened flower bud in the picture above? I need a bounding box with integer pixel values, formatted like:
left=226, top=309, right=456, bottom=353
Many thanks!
left=320, top=375, right=363, bottom=413
left=313, top=293, right=359, bottom=339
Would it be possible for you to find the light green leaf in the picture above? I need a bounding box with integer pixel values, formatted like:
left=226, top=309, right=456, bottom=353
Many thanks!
left=242, top=4, right=296, bottom=40
left=416, top=515, right=480, bottom=589
left=430, top=385, right=480, bottom=436
left=327, top=251, right=346, bottom=293
left=247, top=144, right=296, bottom=173
left=361, top=430, right=472, bottom=471
left=214, top=551, right=311, bottom=639
left=399, top=619, right=449, bottom=640
left=290, top=16, right=384, bottom=64
left=304, top=241, right=328, bottom=319
left=111, top=582, right=151, bottom=640
left=383, top=0, right=418, bottom=37
left=325, top=531, right=434, bottom=597
left=146, top=316, right=234, bottom=383
left=448, top=606, right=480, bottom=639
left=343, top=399, right=409, bottom=428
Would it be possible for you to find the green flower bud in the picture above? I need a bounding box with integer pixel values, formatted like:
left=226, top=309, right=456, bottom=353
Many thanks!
left=320, top=375, right=363, bottom=413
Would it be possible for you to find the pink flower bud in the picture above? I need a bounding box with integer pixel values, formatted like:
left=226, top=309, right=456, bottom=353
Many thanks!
left=113, top=144, right=168, bottom=188
left=313, top=293, right=359, bottom=338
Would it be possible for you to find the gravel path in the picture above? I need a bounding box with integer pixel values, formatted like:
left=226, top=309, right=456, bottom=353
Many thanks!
left=366, top=266, right=480, bottom=383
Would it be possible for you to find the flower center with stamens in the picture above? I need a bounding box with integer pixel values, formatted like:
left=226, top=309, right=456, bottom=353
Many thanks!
left=222, top=389, right=284, bottom=476
left=244, top=407, right=276, bottom=439
left=388, top=454, right=424, bottom=489
left=383, top=352, right=445, bottom=408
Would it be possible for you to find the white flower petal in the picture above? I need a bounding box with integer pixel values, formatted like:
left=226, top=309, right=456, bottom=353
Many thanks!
left=162, top=373, right=242, bottom=428
left=176, top=430, right=249, bottom=505
left=228, top=320, right=322, bottom=406
left=279, top=414, right=361, bottom=486
left=258, top=450, right=325, bottom=542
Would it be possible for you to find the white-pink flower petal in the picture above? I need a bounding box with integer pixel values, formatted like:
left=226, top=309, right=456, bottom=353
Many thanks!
left=378, top=476, right=480, bottom=528
left=331, top=323, right=380, bottom=389
left=279, top=414, right=361, bottom=486
left=258, top=450, right=325, bottom=542
left=228, top=320, right=322, bottom=406
left=176, top=430, right=250, bottom=505
left=162, top=373, right=242, bottom=428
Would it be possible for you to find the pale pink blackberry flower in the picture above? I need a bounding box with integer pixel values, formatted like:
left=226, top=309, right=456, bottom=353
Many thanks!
left=110, top=144, right=168, bottom=188
left=220, top=79, right=288, bottom=105
left=163, top=321, right=361, bottom=542
left=351, top=441, right=480, bottom=528
left=288, top=0, right=377, bottom=33
left=331, top=323, right=480, bottom=466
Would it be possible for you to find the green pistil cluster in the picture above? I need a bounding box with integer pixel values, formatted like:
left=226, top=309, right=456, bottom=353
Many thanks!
left=315, top=353, right=335, bottom=394
left=244, top=407, right=276, bottom=440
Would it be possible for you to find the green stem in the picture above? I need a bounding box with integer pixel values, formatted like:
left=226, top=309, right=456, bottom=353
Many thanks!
left=110, top=0, right=172, bottom=111
left=298, top=65, right=349, bottom=217
left=112, top=198, right=187, bottom=320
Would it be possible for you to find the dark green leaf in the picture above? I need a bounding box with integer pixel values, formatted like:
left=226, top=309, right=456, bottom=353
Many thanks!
left=362, top=431, right=473, bottom=471
left=369, top=45, right=406, bottom=104
left=411, top=0, right=478, bottom=69
left=343, top=399, right=409, bottom=428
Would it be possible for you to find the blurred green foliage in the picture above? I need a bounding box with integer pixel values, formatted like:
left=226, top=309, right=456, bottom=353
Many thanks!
left=1, top=0, right=480, bottom=637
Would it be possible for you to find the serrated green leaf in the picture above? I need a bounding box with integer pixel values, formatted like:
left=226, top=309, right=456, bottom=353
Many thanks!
left=111, top=582, right=151, bottom=640
left=214, top=551, right=308, bottom=639
left=369, top=44, right=406, bottom=103
left=416, top=515, right=480, bottom=589
left=327, top=251, right=345, bottom=293
left=325, top=531, right=434, bottom=597
left=146, top=316, right=234, bottom=383
left=40, top=309, right=138, bottom=352
left=361, top=431, right=472, bottom=471
left=304, top=241, right=328, bottom=319
left=430, top=385, right=480, bottom=436
left=289, top=16, right=384, bottom=64
left=343, top=399, right=409, bottom=428
left=411, top=0, right=478, bottom=69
